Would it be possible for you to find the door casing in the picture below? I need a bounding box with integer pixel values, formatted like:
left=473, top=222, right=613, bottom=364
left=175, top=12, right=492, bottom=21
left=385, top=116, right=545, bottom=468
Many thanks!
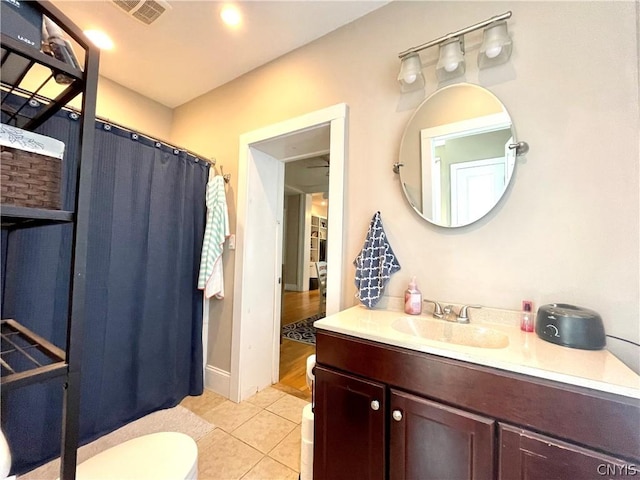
left=230, top=104, right=348, bottom=402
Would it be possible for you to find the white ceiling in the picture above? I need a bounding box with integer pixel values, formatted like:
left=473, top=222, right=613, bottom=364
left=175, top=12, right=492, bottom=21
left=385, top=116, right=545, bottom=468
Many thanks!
left=51, top=0, right=389, bottom=108
left=285, top=155, right=330, bottom=196
left=256, top=123, right=331, bottom=195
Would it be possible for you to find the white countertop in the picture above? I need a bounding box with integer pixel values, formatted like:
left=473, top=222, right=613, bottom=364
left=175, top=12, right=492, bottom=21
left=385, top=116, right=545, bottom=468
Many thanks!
left=314, top=305, right=640, bottom=400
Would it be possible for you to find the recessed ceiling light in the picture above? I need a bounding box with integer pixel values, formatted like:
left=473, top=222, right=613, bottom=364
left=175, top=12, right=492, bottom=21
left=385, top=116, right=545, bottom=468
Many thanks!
left=220, top=4, right=242, bottom=27
left=84, top=30, right=114, bottom=50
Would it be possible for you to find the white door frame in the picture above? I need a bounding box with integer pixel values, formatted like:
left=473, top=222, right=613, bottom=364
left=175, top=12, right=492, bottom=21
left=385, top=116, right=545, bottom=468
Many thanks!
left=230, top=104, right=348, bottom=402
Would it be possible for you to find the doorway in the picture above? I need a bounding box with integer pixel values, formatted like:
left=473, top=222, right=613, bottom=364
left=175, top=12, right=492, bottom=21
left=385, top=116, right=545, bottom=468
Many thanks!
left=230, top=104, right=348, bottom=403
left=280, top=188, right=328, bottom=399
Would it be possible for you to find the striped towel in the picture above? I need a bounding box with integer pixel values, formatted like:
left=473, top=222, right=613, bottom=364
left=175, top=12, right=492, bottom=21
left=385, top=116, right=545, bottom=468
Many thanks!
left=198, top=175, right=230, bottom=299
left=353, top=211, right=401, bottom=308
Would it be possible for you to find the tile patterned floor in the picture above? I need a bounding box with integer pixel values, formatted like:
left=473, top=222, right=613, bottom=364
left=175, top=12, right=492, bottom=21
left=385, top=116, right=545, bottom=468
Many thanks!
left=180, top=387, right=309, bottom=480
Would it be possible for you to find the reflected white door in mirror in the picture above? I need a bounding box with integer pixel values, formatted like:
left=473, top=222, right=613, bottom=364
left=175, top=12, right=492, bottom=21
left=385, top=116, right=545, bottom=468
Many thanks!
left=395, top=83, right=528, bottom=228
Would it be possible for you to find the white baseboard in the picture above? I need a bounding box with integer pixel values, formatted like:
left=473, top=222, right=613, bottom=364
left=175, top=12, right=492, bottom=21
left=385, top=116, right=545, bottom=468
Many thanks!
left=204, top=365, right=230, bottom=398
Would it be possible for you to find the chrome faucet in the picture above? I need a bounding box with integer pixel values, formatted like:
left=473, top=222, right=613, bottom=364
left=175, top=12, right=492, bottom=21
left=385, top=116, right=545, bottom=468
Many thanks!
left=443, top=305, right=457, bottom=322
left=424, top=300, right=481, bottom=323
left=423, top=300, right=444, bottom=319
left=457, top=304, right=482, bottom=323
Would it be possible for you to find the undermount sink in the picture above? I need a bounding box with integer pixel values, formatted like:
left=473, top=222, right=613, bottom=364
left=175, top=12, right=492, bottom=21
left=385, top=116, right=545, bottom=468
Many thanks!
left=392, top=317, right=510, bottom=349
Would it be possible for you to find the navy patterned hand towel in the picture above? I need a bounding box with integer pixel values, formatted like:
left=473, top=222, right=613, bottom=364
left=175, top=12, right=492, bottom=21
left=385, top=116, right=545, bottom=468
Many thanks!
left=353, top=211, right=401, bottom=308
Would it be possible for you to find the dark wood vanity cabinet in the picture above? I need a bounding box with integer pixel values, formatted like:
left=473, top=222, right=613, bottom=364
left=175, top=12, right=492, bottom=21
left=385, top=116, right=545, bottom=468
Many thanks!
left=314, top=367, right=494, bottom=480
left=314, top=330, right=640, bottom=480
left=499, top=424, right=638, bottom=480
left=389, top=390, right=494, bottom=480
left=314, top=366, right=386, bottom=480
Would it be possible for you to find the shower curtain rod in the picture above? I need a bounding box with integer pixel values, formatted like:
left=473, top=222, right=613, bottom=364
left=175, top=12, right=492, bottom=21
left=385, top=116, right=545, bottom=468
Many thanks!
left=94, top=116, right=232, bottom=183
left=5, top=85, right=217, bottom=166
left=95, top=115, right=217, bottom=166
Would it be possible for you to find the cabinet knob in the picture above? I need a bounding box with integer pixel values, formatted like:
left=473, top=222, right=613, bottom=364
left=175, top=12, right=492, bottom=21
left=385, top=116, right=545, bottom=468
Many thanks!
left=371, top=400, right=380, bottom=411
left=392, top=410, right=403, bottom=421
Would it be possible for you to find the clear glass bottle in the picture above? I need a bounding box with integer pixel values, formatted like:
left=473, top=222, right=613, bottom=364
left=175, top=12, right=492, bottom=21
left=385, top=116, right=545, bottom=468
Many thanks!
left=521, top=301, right=534, bottom=332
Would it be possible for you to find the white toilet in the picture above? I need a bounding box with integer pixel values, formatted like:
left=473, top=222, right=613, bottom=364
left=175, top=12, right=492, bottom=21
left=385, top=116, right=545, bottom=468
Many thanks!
left=63, top=432, right=198, bottom=480
left=2, top=427, right=197, bottom=480
left=0, top=429, right=14, bottom=480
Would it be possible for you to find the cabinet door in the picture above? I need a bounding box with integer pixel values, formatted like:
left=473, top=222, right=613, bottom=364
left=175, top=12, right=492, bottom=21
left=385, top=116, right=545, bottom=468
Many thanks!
left=499, top=424, right=638, bottom=480
left=389, top=389, right=495, bottom=480
left=314, top=365, right=386, bottom=480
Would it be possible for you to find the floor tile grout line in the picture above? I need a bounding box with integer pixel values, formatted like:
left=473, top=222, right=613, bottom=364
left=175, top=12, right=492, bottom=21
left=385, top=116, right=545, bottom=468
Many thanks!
left=265, top=456, right=301, bottom=474
left=217, top=430, right=301, bottom=479
left=207, top=399, right=265, bottom=434
left=185, top=390, right=305, bottom=477
left=197, top=428, right=264, bottom=480
left=266, top=427, right=303, bottom=471
left=237, top=450, right=264, bottom=480
left=264, top=408, right=303, bottom=425
left=229, top=415, right=298, bottom=455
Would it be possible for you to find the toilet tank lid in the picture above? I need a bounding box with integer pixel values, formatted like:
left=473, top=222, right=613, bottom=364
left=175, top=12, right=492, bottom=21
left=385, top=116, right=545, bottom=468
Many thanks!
left=68, top=432, right=198, bottom=480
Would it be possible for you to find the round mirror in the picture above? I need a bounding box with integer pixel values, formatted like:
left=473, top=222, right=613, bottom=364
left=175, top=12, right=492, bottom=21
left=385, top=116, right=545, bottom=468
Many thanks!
left=398, top=83, right=517, bottom=228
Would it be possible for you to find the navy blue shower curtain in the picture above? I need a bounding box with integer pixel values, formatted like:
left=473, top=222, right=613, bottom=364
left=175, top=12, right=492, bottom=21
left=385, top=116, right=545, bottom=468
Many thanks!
left=1, top=105, right=207, bottom=474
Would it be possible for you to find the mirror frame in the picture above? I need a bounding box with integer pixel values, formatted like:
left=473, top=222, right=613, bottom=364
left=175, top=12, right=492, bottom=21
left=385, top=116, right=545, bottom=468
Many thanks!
left=398, top=83, right=520, bottom=228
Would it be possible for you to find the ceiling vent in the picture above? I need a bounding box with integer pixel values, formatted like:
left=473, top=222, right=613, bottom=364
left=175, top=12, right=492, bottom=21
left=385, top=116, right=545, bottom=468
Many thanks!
left=112, top=0, right=172, bottom=25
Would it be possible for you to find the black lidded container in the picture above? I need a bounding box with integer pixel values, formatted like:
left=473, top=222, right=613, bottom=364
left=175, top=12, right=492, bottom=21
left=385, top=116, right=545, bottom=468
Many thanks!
left=535, top=303, right=606, bottom=350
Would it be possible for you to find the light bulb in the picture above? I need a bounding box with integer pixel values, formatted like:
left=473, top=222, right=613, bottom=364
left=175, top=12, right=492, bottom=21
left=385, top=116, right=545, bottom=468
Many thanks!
left=404, top=73, right=417, bottom=84
left=485, top=45, right=502, bottom=59
left=444, top=61, right=459, bottom=73
left=398, top=53, right=424, bottom=91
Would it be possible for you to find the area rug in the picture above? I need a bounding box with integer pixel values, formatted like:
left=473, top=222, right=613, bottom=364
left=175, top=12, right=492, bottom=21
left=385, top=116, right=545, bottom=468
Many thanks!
left=282, top=313, right=325, bottom=345
left=18, top=405, right=215, bottom=480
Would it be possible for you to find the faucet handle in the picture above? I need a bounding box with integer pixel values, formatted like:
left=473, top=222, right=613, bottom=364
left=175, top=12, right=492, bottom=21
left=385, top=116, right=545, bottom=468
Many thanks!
left=424, top=300, right=444, bottom=319
left=457, top=304, right=482, bottom=323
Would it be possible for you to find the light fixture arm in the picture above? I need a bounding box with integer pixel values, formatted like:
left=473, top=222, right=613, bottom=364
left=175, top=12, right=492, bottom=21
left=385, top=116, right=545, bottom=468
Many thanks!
left=398, top=11, right=512, bottom=59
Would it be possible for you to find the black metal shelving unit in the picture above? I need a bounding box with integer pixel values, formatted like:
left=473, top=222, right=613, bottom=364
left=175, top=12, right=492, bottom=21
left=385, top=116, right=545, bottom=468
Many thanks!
left=1, top=1, right=99, bottom=479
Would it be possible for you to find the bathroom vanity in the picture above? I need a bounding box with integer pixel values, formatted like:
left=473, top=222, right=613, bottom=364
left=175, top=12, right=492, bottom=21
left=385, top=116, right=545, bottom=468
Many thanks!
left=313, top=307, right=640, bottom=480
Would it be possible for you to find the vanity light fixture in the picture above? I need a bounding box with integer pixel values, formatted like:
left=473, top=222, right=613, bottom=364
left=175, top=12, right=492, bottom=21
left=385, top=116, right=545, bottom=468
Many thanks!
left=436, top=37, right=465, bottom=81
left=398, top=53, right=425, bottom=92
left=478, top=20, right=512, bottom=68
left=397, top=11, right=513, bottom=91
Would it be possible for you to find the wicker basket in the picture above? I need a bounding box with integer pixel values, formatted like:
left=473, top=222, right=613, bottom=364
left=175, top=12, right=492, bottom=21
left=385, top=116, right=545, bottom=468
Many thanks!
left=0, top=124, right=64, bottom=210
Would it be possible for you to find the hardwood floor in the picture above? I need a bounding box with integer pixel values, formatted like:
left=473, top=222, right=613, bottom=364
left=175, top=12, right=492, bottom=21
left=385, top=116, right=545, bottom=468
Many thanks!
left=275, top=289, right=322, bottom=401
left=281, top=288, right=324, bottom=325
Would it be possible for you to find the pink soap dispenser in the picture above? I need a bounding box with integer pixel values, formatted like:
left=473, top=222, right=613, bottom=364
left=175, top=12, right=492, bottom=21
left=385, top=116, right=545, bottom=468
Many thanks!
left=404, top=277, right=422, bottom=315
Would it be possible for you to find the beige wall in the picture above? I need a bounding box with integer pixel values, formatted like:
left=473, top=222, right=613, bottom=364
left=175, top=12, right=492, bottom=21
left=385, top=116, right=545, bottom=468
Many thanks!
left=168, top=1, right=639, bottom=372
left=22, top=74, right=173, bottom=140
left=95, top=77, right=173, bottom=140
